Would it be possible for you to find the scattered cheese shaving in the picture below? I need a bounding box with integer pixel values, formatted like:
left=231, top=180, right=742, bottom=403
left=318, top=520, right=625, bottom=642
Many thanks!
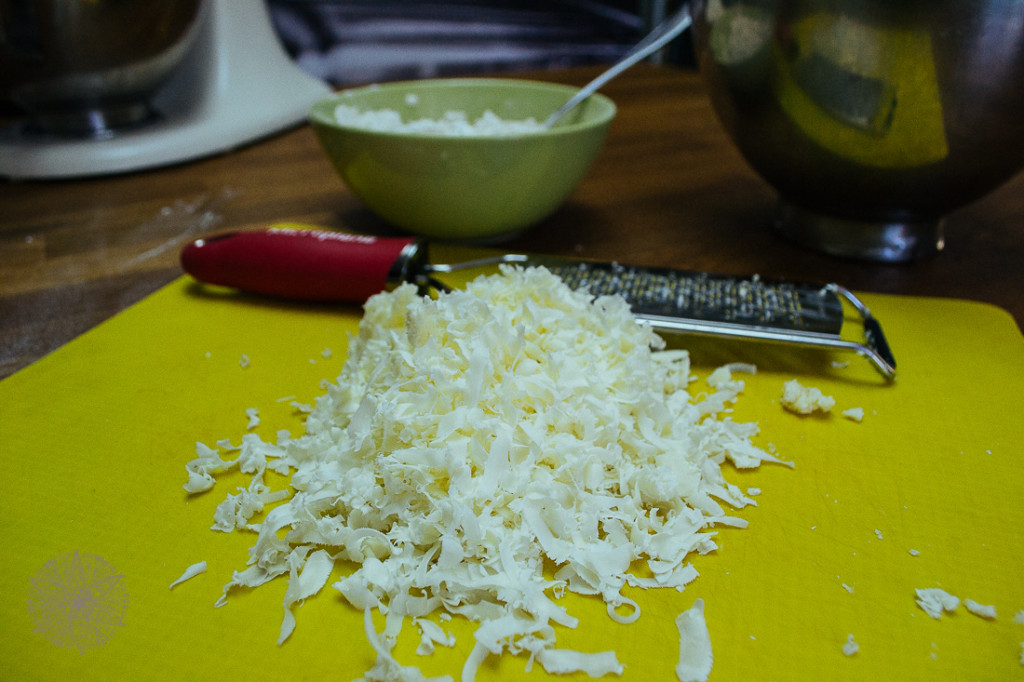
left=239, top=354, right=250, bottom=369
left=535, top=649, right=624, bottom=677
left=842, top=407, right=864, bottom=422
left=413, top=618, right=456, bottom=656
left=915, top=588, right=960, bottom=619
left=184, top=266, right=788, bottom=680
left=780, top=380, right=835, bottom=414
left=908, top=549, right=920, bottom=557
left=874, top=529, right=884, bottom=540
left=722, top=362, right=757, bottom=376
left=278, top=549, right=334, bottom=644
left=675, top=599, right=713, bottom=682
left=245, top=407, right=260, bottom=430
left=963, top=599, right=997, bottom=620
left=169, top=561, right=207, bottom=589
left=1014, top=610, right=1024, bottom=624
left=842, top=634, right=859, bottom=656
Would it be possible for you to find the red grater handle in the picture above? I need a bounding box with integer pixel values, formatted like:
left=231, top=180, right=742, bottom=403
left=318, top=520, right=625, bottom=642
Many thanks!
left=180, top=227, right=419, bottom=303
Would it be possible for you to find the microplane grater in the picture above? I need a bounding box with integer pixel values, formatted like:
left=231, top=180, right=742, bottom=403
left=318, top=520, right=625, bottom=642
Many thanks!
left=179, top=228, right=896, bottom=380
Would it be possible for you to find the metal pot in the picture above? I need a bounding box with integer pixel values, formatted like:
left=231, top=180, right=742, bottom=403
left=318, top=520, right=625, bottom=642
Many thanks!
left=0, top=0, right=203, bottom=136
left=691, top=0, right=1024, bottom=261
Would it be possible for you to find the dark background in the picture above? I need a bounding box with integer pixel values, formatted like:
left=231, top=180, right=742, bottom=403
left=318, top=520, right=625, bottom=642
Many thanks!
left=266, top=0, right=696, bottom=86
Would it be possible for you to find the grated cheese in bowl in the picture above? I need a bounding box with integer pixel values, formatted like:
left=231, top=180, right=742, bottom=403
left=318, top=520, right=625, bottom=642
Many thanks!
left=333, top=104, right=545, bottom=136
left=182, top=266, right=789, bottom=680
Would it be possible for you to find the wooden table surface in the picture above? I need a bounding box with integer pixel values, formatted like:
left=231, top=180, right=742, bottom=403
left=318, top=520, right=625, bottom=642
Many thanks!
left=2, top=63, right=1022, bottom=380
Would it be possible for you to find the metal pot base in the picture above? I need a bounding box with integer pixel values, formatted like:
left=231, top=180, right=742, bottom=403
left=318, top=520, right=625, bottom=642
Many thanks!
left=25, top=102, right=158, bottom=138
left=774, top=201, right=946, bottom=263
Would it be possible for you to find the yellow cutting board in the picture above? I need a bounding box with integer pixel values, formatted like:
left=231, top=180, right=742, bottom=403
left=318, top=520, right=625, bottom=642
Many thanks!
left=2, top=259, right=1022, bottom=681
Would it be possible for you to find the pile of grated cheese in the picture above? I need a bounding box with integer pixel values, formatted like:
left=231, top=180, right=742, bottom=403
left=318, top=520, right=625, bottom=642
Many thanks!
left=183, top=266, right=788, bottom=680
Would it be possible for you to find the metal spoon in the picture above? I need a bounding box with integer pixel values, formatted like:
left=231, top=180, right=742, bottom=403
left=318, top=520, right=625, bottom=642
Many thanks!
left=544, top=5, right=694, bottom=129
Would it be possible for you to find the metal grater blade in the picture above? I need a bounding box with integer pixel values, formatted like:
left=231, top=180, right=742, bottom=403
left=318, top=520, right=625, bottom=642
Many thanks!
left=539, top=260, right=844, bottom=335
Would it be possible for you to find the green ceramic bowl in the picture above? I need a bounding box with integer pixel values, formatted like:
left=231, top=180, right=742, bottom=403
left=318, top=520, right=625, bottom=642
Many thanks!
left=309, top=78, right=616, bottom=242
